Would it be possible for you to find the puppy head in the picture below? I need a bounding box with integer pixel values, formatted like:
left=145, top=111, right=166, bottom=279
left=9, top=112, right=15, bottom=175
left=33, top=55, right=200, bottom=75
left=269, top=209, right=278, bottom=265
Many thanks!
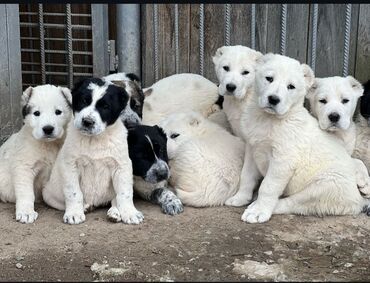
left=213, top=45, right=263, bottom=100
left=255, top=53, right=314, bottom=117
left=159, top=111, right=204, bottom=159
left=127, top=125, right=169, bottom=184
left=103, top=72, right=144, bottom=128
left=360, top=80, right=370, bottom=125
left=21, top=84, right=72, bottom=141
left=306, top=76, right=363, bottom=132
left=71, top=77, right=129, bottom=136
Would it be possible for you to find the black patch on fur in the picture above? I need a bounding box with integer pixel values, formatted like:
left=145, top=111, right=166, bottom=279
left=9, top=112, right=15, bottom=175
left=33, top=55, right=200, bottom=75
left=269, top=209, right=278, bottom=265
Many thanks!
left=360, top=80, right=370, bottom=119
left=126, top=73, right=141, bottom=83
left=150, top=188, right=164, bottom=204
left=127, top=125, right=168, bottom=178
left=215, top=94, right=224, bottom=109
left=22, top=105, right=31, bottom=119
left=128, top=81, right=145, bottom=119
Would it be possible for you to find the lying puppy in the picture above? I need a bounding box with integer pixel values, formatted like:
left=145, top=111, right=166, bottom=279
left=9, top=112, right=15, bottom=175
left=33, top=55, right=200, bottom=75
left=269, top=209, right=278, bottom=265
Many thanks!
left=159, top=111, right=245, bottom=207
left=359, top=79, right=370, bottom=124
left=306, top=76, right=370, bottom=197
left=213, top=45, right=263, bottom=137
left=0, top=84, right=72, bottom=223
left=127, top=125, right=183, bottom=215
left=103, top=72, right=144, bottom=128
left=236, top=53, right=369, bottom=223
left=43, top=78, right=143, bottom=225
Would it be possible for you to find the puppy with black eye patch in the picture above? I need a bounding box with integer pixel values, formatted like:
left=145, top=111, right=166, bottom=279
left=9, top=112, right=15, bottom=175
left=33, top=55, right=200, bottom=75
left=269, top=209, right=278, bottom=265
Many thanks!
left=0, top=84, right=72, bottom=224
left=125, top=124, right=183, bottom=216
left=43, top=77, right=143, bottom=225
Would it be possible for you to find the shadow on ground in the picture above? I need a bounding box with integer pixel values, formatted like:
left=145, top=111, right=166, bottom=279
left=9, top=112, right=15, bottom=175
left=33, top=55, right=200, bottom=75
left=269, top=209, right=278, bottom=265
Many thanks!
left=0, top=200, right=369, bottom=281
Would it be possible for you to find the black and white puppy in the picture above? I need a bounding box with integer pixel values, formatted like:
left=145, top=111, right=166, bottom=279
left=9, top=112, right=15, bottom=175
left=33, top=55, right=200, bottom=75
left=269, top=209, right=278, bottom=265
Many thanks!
left=127, top=124, right=184, bottom=215
left=360, top=80, right=370, bottom=125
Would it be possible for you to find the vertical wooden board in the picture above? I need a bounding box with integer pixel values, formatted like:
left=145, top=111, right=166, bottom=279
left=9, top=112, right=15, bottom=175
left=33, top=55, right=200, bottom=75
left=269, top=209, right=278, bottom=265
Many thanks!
left=255, top=4, right=268, bottom=54
left=189, top=4, right=200, bottom=75
left=177, top=4, right=191, bottom=74
left=348, top=4, right=360, bottom=77
left=203, top=4, right=225, bottom=83
left=230, top=4, right=252, bottom=47
left=355, top=4, right=370, bottom=83
left=141, top=4, right=155, bottom=87
left=285, top=4, right=310, bottom=63
left=266, top=4, right=282, bottom=54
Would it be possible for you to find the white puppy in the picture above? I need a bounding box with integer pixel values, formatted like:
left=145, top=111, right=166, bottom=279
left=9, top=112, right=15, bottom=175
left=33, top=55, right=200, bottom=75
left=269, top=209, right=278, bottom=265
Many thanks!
left=43, top=78, right=143, bottom=225
left=213, top=45, right=263, bottom=137
left=234, top=53, right=369, bottom=223
left=159, top=111, right=245, bottom=207
left=306, top=76, right=370, bottom=197
left=0, top=84, right=72, bottom=223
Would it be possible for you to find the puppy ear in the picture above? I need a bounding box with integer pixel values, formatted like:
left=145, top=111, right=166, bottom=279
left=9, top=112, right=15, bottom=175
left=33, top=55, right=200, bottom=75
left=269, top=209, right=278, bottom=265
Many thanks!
left=212, top=46, right=227, bottom=65
left=301, top=64, right=315, bottom=89
left=253, top=50, right=264, bottom=61
left=346, top=76, right=364, bottom=98
left=153, top=125, right=167, bottom=139
left=305, top=78, right=320, bottom=99
left=256, top=53, right=275, bottom=65
left=58, top=86, right=72, bottom=108
left=111, top=80, right=126, bottom=89
left=21, top=86, right=33, bottom=107
left=143, top=88, right=153, bottom=97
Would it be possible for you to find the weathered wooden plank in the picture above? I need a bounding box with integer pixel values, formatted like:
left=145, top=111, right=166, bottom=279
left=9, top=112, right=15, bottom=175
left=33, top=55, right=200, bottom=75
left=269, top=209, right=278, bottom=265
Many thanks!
left=177, top=4, right=191, bottom=74
left=189, top=4, right=201, bottom=75
left=255, top=4, right=268, bottom=54
left=230, top=4, right=252, bottom=47
left=266, top=4, right=282, bottom=54
left=355, top=4, right=370, bottom=83
left=141, top=4, right=155, bottom=87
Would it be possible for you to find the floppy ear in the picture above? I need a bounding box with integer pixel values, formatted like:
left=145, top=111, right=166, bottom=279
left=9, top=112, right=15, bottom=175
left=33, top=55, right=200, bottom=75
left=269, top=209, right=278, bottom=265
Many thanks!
left=346, top=75, right=364, bottom=98
left=253, top=50, right=264, bottom=61
left=212, top=46, right=227, bottom=65
left=58, top=86, right=72, bottom=108
left=256, top=53, right=275, bottom=65
left=153, top=125, right=167, bottom=140
left=305, top=78, right=320, bottom=99
left=21, top=86, right=33, bottom=107
left=301, top=64, right=315, bottom=89
left=111, top=80, right=126, bottom=89
left=143, top=88, right=153, bottom=97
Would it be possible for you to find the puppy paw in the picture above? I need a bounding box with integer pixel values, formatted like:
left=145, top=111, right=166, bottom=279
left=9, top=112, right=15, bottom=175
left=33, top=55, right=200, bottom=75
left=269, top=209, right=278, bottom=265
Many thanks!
left=107, top=206, right=121, bottom=222
left=161, top=198, right=184, bottom=215
left=225, top=193, right=251, bottom=207
left=120, top=208, right=144, bottom=225
left=16, top=210, right=38, bottom=224
left=241, top=201, right=272, bottom=223
left=359, top=184, right=370, bottom=199
left=63, top=210, right=86, bottom=225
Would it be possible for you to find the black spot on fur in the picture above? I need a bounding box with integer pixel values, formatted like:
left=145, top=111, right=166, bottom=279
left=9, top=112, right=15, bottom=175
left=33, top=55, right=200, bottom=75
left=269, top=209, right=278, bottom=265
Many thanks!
left=215, top=94, right=224, bottom=109
left=125, top=73, right=141, bottom=83
left=150, top=188, right=164, bottom=204
left=360, top=80, right=370, bottom=118
left=22, top=105, right=31, bottom=119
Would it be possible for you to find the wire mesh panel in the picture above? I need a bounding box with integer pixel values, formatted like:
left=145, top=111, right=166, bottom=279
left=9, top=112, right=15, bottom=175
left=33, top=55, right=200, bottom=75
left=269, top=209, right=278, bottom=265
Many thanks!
left=19, top=4, right=108, bottom=89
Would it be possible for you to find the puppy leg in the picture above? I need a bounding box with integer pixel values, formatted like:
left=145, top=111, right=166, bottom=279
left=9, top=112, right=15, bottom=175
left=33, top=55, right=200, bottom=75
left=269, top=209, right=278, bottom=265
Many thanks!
left=107, top=198, right=121, bottom=222
left=63, top=166, right=85, bottom=225
left=353, top=158, right=370, bottom=198
left=12, top=168, right=38, bottom=224
left=150, top=187, right=184, bottom=215
left=112, top=167, right=144, bottom=224
left=225, top=143, right=260, bottom=207
left=241, top=160, right=293, bottom=223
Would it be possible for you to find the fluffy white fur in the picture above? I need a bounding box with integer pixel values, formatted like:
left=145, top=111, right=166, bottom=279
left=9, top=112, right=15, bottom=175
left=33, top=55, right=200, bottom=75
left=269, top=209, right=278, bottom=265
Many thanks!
left=232, top=53, right=369, bottom=223
left=0, top=84, right=72, bottom=223
left=142, top=73, right=226, bottom=127
left=159, top=111, right=245, bottom=207
left=306, top=76, right=370, bottom=198
left=213, top=45, right=263, bottom=137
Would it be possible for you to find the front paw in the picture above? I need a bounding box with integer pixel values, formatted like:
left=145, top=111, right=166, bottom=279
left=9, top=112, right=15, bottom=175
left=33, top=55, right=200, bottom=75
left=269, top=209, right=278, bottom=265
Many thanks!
left=120, top=208, right=144, bottom=225
left=241, top=201, right=272, bottom=223
left=107, top=206, right=121, bottom=222
left=16, top=210, right=38, bottom=224
left=63, top=210, right=86, bottom=225
left=161, top=198, right=184, bottom=215
left=225, top=193, right=251, bottom=207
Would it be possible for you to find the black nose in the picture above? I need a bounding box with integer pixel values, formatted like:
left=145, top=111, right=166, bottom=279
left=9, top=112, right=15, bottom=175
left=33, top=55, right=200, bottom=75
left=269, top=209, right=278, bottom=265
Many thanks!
left=268, top=95, right=280, bottom=106
left=226, top=83, right=236, bottom=92
left=328, top=113, right=340, bottom=123
left=42, top=126, right=54, bottom=135
left=156, top=170, right=169, bottom=181
left=82, top=118, right=95, bottom=128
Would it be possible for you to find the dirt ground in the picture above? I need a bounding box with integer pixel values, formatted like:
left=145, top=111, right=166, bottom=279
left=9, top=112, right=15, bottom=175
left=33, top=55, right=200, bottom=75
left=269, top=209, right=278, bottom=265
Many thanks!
left=0, top=200, right=369, bottom=282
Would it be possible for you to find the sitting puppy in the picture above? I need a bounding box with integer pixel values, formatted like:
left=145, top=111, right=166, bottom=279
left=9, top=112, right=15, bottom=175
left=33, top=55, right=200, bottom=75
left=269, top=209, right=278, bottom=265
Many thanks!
left=103, top=72, right=144, bottom=128
left=43, top=78, right=143, bottom=225
left=0, top=84, right=72, bottom=223
left=127, top=125, right=183, bottom=215
left=235, top=53, right=369, bottom=223
left=306, top=76, right=370, bottom=197
left=159, top=111, right=245, bottom=207
left=212, top=45, right=263, bottom=137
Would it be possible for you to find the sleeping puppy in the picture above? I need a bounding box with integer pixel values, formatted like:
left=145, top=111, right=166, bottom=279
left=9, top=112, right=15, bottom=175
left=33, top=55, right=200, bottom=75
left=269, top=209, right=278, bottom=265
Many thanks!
left=0, top=84, right=72, bottom=223
left=127, top=125, right=183, bottom=215
left=103, top=72, right=144, bottom=128
left=43, top=78, right=143, bottom=225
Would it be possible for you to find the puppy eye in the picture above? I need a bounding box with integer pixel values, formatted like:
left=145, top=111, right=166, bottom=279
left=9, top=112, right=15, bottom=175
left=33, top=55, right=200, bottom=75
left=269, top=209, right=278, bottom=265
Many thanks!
left=287, top=84, right=295, bottom=90
left=266, top=76, right=273, bottom=83
left=223, top=66, right=230, bottom=72
left=242, top=70, right=249, bottom=75
left=33, top=111, right=40, bottom=117
left=55, top=109, right=62, bottom=115
left=342, top=98, right=349, bottom=104
left=319, top=99, right=327, bottom=104
left=170, top=133, right=180, bottom=139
